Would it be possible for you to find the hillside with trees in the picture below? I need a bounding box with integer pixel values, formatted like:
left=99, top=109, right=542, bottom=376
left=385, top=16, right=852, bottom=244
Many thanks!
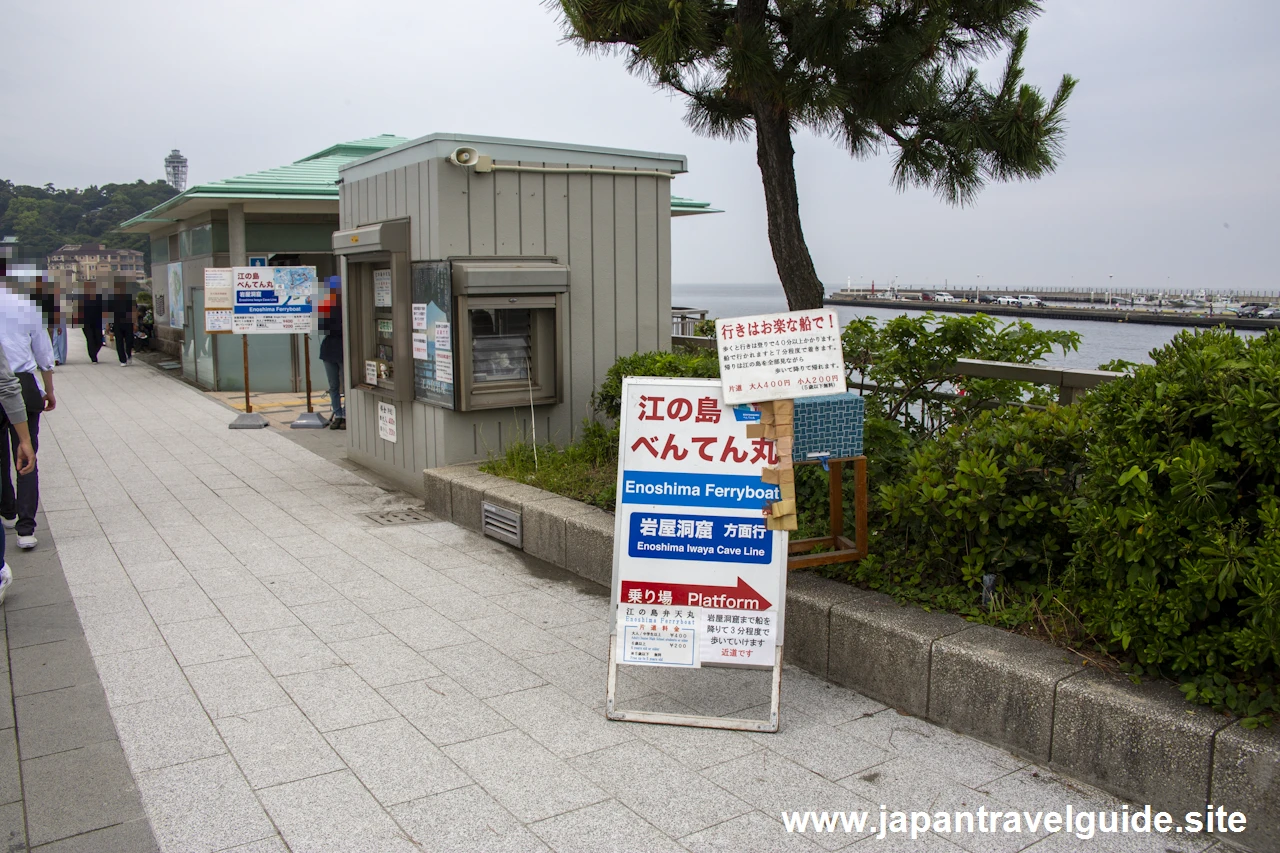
left=0, top=179, right=178, bottom=267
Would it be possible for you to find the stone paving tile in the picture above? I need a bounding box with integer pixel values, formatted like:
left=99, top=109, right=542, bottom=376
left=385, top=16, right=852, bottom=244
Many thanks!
left=178, top=655, right=293, bottom=720
left=14, top=682, right=119, bottom=759
left=159, top=615, right=253, bottom=666
left=379, top=676, right=515, bottom=747
left=260, top=570, right=342, bottom=607
left=373, top=605, right=478, bottom=653
left=330, top=632, right=442, bottom=688
left=78, top=608, right=168, bottom=657
left=278, top=665, right=400, bottom=732
left=291, top=598, right=386, bottom=643
left=214, top=704, right=345, bottom=790
left=28, top=817, right=160, bottom=853
left=458, top=614, right=573, bottom=660
left=572, top=740, right=754, bottom=838
left=442, top=729, right=609, bottom=823
left=109, top=692, right=227, bottom=772
left=22, top=740, right=149, bottom=847
left=680, top=810, right=827, bottom=852
left=424, top=640, right=546, bottom=699
left=135, top=754, right=276, bottom=853
left=92, top=646, right=191, bottom=707
left=489, top=587, right=597, bottom=629
left=485, top=684, right=635, bottom=759
left=213, top=836, right=290, bottom=853
left=529, top=799, right=690, bottom=853
left=214, top=590, right=300, bottom=633
left=124, top=559, right=194, bottom=591
left=389, top=785, right=551, bottom=853
left=258, top=771, right=423, bottom=853
left=242, top=624, right=343, bottom=676
left=139, top=582, right=221, bottom=625
left=326, top=717, right=469, bottom=807
left=745, top=709, right=890, bottom=782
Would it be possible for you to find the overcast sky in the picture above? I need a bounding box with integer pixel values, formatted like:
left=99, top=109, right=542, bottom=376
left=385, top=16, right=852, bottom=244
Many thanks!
left=6, top=1, right=1277, bottom=292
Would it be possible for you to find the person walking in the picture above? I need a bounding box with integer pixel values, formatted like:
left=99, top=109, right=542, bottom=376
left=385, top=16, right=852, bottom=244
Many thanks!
left=0, top=283, right=55, bottom=550
left=319, top=276, right=346, bottom=430
left=33, top=278, right=68, bottom=365
left=0, top=341, right=37, bottom=603
left=108, top=278, right=134, bottom=366
left=78, top=281, right=106, bottom=363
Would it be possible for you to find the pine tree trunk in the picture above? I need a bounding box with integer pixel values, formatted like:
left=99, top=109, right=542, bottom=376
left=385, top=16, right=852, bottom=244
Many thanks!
left=752, top=104, right=825, bottom=311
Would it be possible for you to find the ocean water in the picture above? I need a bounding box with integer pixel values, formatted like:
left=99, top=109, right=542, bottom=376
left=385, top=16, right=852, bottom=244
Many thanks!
left=673, top=283, right=1262, bottom=371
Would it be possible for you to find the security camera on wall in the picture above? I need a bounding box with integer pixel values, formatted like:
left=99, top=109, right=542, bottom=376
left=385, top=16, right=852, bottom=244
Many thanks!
left=447, top=147, right=493, bottom=172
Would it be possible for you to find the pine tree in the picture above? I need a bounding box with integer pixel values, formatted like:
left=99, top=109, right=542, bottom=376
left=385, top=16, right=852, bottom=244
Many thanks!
left=554, top=0, right=1076, bottom=310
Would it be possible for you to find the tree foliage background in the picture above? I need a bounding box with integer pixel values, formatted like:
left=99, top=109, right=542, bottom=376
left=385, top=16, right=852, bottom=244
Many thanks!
left=554, top=0, right=1075, bottom=311
left=0, top=179, right=177, bottom=266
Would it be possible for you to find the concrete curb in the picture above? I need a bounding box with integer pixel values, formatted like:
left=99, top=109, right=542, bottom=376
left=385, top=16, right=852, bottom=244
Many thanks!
left=423, top=465, right=1278, bottom=852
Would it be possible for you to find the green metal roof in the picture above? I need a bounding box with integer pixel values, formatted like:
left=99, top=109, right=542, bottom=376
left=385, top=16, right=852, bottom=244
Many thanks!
left=119, top=135, right=409, bottom=231
left=121, top=134, right=722, bottom=231
left=671, top=196, right=723, bottom=216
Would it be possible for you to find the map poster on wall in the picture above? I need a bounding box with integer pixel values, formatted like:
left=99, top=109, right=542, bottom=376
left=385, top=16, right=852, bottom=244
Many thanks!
left=409, top=261, right=454, bottom=409
left=167, top=262, right=183, bottom=328
left=377, top=401, right=397, bottom=443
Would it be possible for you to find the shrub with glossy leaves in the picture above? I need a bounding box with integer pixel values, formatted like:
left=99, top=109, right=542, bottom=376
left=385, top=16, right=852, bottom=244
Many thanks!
left=1072, top=328, right=1280, bottom=724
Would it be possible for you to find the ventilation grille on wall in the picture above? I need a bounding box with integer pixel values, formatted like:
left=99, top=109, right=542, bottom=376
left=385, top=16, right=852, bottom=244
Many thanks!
left=364, top=508, right=433, bottom=526
left=481, top=501, right=522, bottom=548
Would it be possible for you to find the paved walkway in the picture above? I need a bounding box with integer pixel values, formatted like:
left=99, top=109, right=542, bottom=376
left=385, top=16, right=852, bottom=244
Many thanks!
left=2, top=350, right=1228, bottom=852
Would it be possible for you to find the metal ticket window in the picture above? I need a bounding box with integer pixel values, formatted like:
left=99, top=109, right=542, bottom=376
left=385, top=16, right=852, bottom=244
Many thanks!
left=332, top=220, right=412, bottom=403
left=455, top=292, right=561, bottom=411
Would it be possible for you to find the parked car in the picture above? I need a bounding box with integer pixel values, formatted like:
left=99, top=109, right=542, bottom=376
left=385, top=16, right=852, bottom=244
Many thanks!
left=1018, top=294, right=1045, bottom=308
left=995, top=296, right=1020, bottom=306
left=977, top=293, right=998, bottom=304
left=933, top=292, right=956, bottom=303
left=1258, top=308, right=1279, bottom=319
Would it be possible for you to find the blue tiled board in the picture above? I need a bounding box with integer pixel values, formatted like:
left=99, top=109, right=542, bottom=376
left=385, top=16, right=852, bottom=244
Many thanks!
left=792, top=393, right=865, bottom=461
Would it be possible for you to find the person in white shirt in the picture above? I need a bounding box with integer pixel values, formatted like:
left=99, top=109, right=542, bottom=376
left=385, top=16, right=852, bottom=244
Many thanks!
left=0, top=285, right=56, bottom=550
left=0, top=340, right=35, bottom=602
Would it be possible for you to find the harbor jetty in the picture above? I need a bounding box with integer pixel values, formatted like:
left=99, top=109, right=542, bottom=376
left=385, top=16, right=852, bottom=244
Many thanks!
left=824, top=293, right=1279, bottom=331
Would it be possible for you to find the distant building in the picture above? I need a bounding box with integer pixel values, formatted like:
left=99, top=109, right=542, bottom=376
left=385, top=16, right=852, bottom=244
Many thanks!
left=47, top=243, right=146, bottom=284
left=165, top=149, right=188, bottom=192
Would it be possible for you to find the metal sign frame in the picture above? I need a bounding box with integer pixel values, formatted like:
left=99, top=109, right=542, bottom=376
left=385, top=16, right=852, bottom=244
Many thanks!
left=604, top=376, right=787, bottom=733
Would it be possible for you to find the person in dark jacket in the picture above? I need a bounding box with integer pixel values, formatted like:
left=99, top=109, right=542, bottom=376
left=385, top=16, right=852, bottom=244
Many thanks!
left=78, top=281, right=106, bottom=363
left=318, top=276, right=345, bottom=430
left=108, top=278, right=134, bottom=366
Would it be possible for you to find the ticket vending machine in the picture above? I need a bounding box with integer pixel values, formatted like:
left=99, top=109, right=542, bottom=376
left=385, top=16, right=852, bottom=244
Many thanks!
left=333, top=221, right=567, bottom=414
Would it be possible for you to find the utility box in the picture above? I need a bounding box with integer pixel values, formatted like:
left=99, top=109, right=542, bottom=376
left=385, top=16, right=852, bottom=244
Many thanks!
left=332, top=133, right=687, bottom=492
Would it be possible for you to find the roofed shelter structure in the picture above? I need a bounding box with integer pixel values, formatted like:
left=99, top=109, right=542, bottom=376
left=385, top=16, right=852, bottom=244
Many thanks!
left=120, top=135, right=409, bottom=391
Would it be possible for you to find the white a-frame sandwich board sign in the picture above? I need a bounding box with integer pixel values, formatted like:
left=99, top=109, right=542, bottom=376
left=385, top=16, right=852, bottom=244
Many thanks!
left=605, top=376, right=787, bottom=732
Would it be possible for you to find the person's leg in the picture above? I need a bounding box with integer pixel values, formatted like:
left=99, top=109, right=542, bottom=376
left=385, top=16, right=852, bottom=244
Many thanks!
left=122, top=323, right=134, bottom=362
left=85, top=327, right=101, bottom=362
left=116, top=324, right=130, bottom=364
left=324, top=359, right=344, bottom=418
left=54, top=322, right=68, bottom=364
left=12, top=374, right=41, bottom=539
left=0, top=418, right=12, bottom=522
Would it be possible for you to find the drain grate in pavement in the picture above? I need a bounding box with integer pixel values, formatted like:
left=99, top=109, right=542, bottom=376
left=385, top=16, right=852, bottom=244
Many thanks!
left=364, top=508, right=434, bottom=526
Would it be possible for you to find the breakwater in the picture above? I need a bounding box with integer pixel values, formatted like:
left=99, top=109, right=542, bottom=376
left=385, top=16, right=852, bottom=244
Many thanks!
left=823, top=295, right=1277, bottom=331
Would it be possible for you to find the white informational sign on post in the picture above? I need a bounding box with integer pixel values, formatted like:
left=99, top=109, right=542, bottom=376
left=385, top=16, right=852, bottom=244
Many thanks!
left=205, top=310, right=232, bottom=332
left=204, top=268, right=233, bottom=309
left=714, top=309, right=846, bottom=405
left=609, top=377, right=786, bottom=670
left=374, top=269, right=392, bottom=307
left=377, top=401, right=397, bottom=442
left=230, top=267, right=317, bottom=334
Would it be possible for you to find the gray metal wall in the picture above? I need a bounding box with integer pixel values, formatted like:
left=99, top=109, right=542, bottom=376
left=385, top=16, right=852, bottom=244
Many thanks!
left=339, top=156, right=672, bottom=486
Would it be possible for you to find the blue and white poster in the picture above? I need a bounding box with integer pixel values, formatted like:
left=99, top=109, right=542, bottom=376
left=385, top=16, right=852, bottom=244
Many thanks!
left=230, top=266, right=316, bottom=334
left=610, top=377, right=787, bottom=668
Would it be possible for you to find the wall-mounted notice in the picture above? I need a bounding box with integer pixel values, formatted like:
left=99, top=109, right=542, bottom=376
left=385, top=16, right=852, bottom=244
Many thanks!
left=435, top=350, right=453, bottom=384
left=365, top=360, right=378, bottom=386
left=412, top=333, right=429, bottom=360
left=204, top=310, right=233, bottom=333
left=434, top=321, right=451, bottom=351
left=412, top=303, right=427, bottom=330
left=231, top=266, right=316, bottom=334
left=610, top=377, right=786, bottom=668
left=715, top=309, right=845, bottom=404
left=203, top=268, right=233, bottom=309
left=377, top=401, right=397, bottom=443
left=409, top=261, right=454, bottom=409
left=374, top=269, right=392, bottom=307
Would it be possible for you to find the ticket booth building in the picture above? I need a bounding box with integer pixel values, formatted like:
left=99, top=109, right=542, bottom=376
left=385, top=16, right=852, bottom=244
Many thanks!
left=333, top=133, right=694, bottom=492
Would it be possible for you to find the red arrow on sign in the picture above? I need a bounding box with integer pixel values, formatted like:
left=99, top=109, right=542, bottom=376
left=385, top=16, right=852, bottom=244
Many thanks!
left=620, top=577, right=772, bottom=610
